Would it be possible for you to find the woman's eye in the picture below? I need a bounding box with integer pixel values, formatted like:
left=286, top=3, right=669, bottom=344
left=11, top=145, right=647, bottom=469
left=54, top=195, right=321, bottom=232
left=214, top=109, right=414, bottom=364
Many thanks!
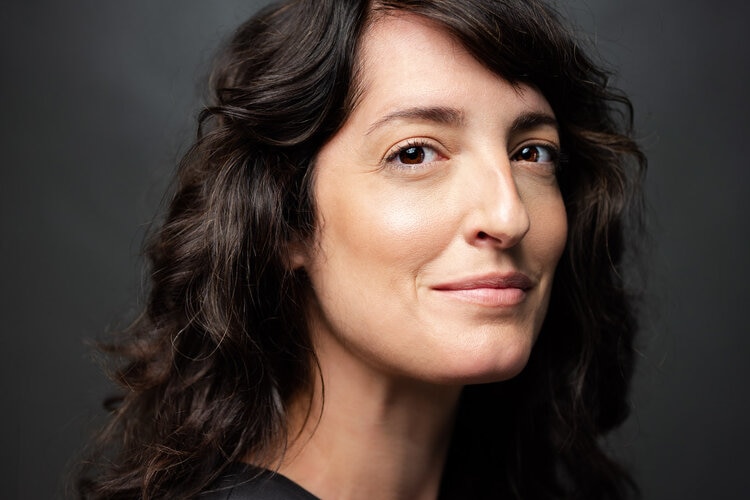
left=387, top=143, right=441, bottom=167
left=399, top=146, right=426, bottom=164
left=512, top=144, right=557, bottom=163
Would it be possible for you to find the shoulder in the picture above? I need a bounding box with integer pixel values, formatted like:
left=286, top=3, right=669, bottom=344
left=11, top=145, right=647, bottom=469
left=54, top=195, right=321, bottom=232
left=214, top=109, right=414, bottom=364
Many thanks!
left=200, top=464, right=319, bottom=500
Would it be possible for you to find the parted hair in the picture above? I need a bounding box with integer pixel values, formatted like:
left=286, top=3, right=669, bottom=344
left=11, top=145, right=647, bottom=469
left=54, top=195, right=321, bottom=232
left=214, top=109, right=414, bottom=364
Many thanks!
left=77, top=0, right=646, bottom=498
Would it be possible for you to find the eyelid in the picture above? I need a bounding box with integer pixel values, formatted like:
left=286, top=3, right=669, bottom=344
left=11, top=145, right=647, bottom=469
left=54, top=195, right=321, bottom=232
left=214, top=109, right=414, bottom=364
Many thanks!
left=382, top=138, right=447, bottom=167
left=510, top=141, right=561, bottom=163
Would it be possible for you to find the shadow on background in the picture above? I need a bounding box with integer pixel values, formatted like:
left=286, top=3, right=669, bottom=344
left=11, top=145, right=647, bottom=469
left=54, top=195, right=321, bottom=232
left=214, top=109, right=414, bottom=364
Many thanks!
left=1, top=1, right=748, bottom=498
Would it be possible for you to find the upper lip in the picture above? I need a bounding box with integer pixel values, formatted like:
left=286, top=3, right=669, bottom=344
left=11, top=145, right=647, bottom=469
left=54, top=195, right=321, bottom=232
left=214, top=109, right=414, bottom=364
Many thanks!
left=431, top=272, right=534, bottom=291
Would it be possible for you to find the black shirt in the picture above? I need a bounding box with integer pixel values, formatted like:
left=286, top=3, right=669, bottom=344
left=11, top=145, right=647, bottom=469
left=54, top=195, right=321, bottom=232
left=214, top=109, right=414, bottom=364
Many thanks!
left=201, top=464, right=318, bottom=500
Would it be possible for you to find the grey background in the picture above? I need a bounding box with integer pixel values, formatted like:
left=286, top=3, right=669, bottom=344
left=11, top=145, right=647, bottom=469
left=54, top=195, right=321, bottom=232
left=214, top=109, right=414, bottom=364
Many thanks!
left=2, top=0, right=748, bottom=498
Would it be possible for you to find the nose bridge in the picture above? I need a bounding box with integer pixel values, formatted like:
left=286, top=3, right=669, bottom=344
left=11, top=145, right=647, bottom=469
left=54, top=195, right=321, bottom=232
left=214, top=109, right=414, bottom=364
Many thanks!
left=465, top=152, right=530, bottom=247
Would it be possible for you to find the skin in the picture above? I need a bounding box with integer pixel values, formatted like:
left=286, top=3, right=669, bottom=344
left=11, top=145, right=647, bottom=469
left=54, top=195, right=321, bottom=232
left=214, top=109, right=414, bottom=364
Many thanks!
left=281, top=12, right=568, bottom=500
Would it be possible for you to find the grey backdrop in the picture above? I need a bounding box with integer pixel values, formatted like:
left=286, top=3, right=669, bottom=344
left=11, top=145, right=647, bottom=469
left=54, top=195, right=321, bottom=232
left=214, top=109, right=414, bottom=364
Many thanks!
left=2, top=1, right=749, bottom=498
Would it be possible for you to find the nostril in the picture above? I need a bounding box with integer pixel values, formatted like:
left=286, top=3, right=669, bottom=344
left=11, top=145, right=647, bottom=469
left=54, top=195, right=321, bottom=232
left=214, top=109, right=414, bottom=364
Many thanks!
left=477, top=231, right=489, bottom=240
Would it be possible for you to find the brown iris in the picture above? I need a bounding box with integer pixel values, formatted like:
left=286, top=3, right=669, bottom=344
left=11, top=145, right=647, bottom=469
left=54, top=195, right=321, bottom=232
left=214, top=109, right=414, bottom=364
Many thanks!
left=515, top=146, right=541, bottom=162
left=398, top=146, right=426, bottom=165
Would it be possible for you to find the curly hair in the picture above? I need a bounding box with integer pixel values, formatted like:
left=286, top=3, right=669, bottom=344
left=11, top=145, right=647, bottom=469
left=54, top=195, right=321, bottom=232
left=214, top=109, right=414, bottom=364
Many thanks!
left=77, top=0, right=646, bottom=498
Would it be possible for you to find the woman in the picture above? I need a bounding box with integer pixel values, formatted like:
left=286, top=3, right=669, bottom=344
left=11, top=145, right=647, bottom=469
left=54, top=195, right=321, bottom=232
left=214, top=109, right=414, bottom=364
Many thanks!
left=78, top=0, right=646, bottom=498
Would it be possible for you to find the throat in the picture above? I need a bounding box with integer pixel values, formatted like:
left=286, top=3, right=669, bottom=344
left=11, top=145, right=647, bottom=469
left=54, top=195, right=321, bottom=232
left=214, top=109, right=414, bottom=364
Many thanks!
left=276, top=369, right=461, bottom=500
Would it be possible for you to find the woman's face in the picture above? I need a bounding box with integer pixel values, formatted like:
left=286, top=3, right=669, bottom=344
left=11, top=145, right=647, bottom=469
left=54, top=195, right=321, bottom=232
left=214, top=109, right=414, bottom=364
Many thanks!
left=294, top=13, right=567, bottom=385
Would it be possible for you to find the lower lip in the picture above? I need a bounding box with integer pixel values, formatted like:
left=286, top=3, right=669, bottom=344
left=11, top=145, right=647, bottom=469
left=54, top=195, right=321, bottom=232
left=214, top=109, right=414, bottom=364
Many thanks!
left=434, top=287, right=527, bottom=307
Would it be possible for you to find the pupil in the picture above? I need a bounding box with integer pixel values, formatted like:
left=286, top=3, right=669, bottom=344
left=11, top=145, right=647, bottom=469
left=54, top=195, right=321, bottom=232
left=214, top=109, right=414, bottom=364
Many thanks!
left=521, top=147, right=538, bottom=161
left=400, top=146, right=424, bottom=164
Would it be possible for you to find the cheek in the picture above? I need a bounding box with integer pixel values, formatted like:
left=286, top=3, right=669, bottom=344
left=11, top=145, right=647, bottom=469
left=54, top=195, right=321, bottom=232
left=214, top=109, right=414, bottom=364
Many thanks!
left=319, top=180, right=452, bottom=270
left=527, top=191, right=568, bottom=266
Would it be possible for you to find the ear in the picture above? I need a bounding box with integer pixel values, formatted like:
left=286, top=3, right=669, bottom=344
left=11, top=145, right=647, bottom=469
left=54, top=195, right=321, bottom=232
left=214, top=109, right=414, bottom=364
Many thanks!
left=285, top=239, right=309, bottom=270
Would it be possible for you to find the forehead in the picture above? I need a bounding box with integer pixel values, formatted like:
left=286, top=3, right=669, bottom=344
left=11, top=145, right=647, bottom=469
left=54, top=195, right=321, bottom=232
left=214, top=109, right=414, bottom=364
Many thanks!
left=352, top=12, right=553, bottom=124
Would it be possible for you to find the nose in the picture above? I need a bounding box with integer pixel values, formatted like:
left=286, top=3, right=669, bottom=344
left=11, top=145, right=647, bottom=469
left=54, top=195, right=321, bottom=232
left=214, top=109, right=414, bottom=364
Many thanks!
left=463, top=158, right=530, bottom=249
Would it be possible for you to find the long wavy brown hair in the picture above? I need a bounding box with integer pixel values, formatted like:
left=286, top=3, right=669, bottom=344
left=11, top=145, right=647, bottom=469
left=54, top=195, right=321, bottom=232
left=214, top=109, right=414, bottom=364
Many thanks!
left=77, top=0, right=646, bottom=498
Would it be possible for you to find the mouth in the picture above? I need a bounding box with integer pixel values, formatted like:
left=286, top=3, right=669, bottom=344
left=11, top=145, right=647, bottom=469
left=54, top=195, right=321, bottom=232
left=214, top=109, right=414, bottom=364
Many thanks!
left=431, top=272, right=533, bottom=307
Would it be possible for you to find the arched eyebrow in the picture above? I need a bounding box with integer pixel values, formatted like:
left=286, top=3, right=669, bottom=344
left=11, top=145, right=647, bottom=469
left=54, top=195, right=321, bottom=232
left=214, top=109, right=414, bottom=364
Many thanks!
left=366, top=106, right=466, bottom=135
left=366, top=107, right=557, bottom=136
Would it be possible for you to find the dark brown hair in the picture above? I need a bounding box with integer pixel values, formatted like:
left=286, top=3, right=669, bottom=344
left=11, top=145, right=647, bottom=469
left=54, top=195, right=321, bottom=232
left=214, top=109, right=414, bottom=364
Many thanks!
left=77, top=0, right=646, bottom=498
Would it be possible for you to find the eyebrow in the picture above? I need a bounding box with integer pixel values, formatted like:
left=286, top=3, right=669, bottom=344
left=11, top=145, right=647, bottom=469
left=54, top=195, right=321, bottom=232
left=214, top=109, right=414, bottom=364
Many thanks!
left=510, top=112, right=558, bottom=134
left=366, top=106, right=466, bottom=135
left=367, top=107, right=558, bottom=137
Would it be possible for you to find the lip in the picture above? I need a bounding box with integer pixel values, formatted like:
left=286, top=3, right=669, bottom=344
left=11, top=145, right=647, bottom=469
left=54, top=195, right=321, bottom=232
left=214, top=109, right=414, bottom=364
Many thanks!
left=431, top=272, right=533, bottom=307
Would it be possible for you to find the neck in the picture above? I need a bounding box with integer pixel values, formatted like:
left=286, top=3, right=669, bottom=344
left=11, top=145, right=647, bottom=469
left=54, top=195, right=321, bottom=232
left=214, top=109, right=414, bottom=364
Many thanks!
left=276, top=332, right=462, bottom=500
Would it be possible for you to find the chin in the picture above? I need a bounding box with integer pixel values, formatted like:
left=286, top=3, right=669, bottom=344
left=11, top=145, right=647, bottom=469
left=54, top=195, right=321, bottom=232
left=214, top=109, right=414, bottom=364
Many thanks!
left=428, top=339, right=534, bottom=386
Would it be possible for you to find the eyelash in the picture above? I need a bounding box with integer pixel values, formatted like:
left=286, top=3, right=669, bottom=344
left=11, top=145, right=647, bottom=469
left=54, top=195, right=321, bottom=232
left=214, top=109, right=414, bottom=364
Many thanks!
left=383, top=140, right=563, bottom=173
left=510, top=142, right=561, bottom=170
left=384, top=139, right=443, bottom=169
